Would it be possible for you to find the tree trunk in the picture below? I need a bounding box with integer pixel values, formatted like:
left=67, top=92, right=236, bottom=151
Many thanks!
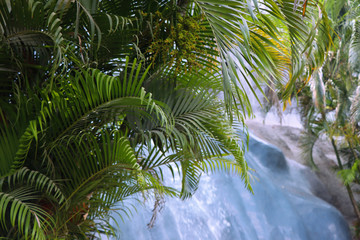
left=331, top=137, right=360, bottom=221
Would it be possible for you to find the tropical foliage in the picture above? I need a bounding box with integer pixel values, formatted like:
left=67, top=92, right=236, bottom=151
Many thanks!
left=0, top=0, right=329, bottom=239
left=294, top=0, right=360, bottom=233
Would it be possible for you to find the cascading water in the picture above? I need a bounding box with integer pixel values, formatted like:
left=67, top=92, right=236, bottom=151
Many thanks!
left=111, top=134, right=351, bottom=240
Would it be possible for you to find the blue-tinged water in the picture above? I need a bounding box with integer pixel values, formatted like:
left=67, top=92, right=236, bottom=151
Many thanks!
left=111, top=134, right=351, bottom=240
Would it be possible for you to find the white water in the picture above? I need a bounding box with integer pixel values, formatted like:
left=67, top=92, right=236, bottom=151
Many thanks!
left=111, top=134, right=351, bottom=240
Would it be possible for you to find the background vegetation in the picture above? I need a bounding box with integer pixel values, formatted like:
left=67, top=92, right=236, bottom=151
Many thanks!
left=294, top=0, right=360, bottom=234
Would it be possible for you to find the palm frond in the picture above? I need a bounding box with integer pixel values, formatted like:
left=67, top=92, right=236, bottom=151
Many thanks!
left=193, top=0, right=330, bottom=118
left=0, top=0, right=67, bottom=81
left=0, top=166, right=67, bottom=239
left=350, top=86, right=360, bottom=125
left=178, top=159, right=202, bottom=199
left=50, top=129, right=177, bottom=236
left=0, top=89, right=42, bottom=176
left=132, top=86, right=251, bottom=197
left=42, top=58, right=168, bottom=150
left=1, top=167, right=65, bottom=204
left=53, top=131, right=141, bottom=196
left=349, top=19, right=360, bottom=70
left=325, top=0, right=346, bottom=20
left=299, top=129, right=319, bottom=169
left=0, top=187, right=53, bottom=240
left=310, top=69, right=326, bottom=115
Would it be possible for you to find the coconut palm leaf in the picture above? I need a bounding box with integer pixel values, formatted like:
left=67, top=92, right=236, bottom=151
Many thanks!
left=193, top=0, right=330, bottom=117
left=86, top=0, right=328, bottom=117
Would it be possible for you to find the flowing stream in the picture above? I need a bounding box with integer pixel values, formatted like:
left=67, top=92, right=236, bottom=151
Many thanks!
left=112, top=134, right=351, bottom=239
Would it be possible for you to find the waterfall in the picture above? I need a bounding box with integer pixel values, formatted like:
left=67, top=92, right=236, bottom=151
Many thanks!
left=111, top=134, right=351, bottom=240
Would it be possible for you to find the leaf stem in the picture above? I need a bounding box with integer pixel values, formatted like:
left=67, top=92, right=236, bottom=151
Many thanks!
left=331, top=137, right=360, bottom=221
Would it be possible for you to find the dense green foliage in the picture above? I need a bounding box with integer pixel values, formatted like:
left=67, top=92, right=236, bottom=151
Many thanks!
left=272, top=0, right=360, bottom=235
left=0, top=0, right=329, bottom=239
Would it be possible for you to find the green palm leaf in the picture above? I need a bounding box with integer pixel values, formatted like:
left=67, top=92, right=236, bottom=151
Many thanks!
left=310, top=69, right=326, bottom=115
left=132, top=85, right=251, bottom=199
left=350, top=86, right=360, bottom=124
left=194, top=0, right=330, bottom=118
left=0, top=166, right=66, bottom=240
left=349, top=19, right=360, bottom=70
left=0, top=189, right=48, bottom=240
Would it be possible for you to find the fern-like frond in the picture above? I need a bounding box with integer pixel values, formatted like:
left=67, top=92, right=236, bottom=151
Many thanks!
left=350, top=86, right=360, bottom=125
left=310, top=69, right=326, bottom=115
left=299, top=130, right=319, bottom=169
left=193, top=0, right=330, bottom=118
left=132, top=87, right=251, bottom=197
left=1, top=167, right=65, bottom=203
left=0, top=187, right=52, bottom=240
left=349, top=19, right=360, bottom=70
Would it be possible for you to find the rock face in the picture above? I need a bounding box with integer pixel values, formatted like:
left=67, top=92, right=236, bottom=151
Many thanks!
left=245, top=120, right=358, bottom=223
left=113, top=131, right=351, bottom=240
